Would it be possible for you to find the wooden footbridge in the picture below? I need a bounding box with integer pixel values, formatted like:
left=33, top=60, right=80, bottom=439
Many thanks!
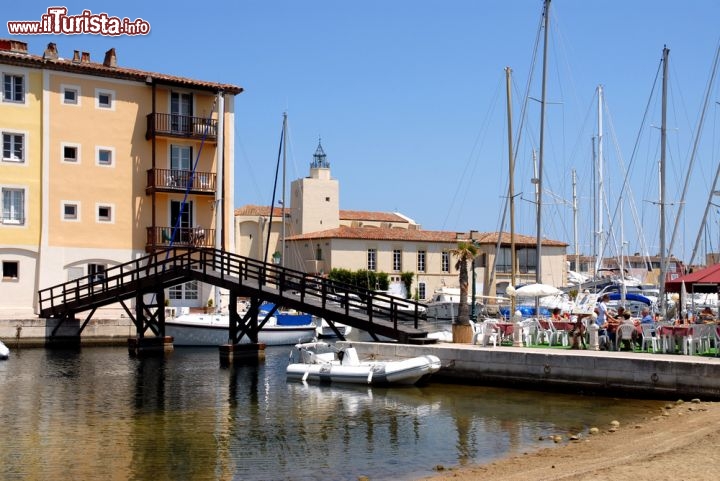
left=37, top=248, right=433, bottom=359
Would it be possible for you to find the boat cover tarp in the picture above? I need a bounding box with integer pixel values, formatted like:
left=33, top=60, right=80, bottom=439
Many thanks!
left=607, top=292, right=652, bottom=305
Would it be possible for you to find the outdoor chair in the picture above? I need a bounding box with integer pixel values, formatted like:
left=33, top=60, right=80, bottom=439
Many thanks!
left=471, top=321, right=498, bottom=347
left=531, top=318, right=552, bottom=345
left=685, top=324, right=711, bottom=356
left=520, top=319, right=538, bottom=346
left=640, top=324, right=659, bottom=353
left=615, top=323, right=637, bottom=351
left=547, top=320, right=569, bottom=347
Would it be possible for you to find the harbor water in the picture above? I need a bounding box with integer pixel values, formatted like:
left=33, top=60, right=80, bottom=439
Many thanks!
left=0, top=345, right=665, bottom=481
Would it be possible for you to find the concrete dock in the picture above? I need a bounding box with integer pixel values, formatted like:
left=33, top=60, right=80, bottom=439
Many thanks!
left=345, top=341, right=720, bottom=400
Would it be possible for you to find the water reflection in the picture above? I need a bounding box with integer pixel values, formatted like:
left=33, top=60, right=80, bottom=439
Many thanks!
left=0, top=346, right=665, bottom=481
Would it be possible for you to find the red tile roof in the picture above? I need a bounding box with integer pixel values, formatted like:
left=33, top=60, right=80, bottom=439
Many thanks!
left=287, top=226, right=567, bottom=247
left=339, top=210, right=409, bottom=223
left=0, top=48, right=243, bottom=94
left=235, top=205, right=283, bottom=217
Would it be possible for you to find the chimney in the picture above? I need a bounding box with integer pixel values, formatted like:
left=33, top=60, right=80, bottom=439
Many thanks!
left=43, top=42, right=58, bottom=60
left=0, top=39, right=28, bottom=54
left=81, top=51, right=90, bottom=63
left=103, top=48, right=116, bottom=67
left=72, top=50, right=80, bottom=62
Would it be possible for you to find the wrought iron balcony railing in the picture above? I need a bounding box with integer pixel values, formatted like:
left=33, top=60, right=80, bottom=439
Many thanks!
left=146, top=226, right=215, bottom=250
left=146, top=113, right=217, bottom=141
left=146, top=168, right=216, bottom=195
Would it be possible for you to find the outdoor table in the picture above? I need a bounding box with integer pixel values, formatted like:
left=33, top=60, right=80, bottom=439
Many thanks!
left=494, top=322, right=514, bottom=343
left=658, top=325, right=690, bottom=354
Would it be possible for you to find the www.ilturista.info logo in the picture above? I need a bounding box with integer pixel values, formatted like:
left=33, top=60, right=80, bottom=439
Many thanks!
left=7, top=7, right=150, bottom=36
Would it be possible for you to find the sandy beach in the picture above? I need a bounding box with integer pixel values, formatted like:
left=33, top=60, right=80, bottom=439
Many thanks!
left=419, top=398, right=720, bottom=481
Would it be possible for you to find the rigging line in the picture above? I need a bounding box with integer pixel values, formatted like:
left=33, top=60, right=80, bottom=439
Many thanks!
left=166, top=97, right=218, bottom=252
left=604, top=100, right=651, bottom=265
left=440, top=73, right=503, bottom=231
left=263, top=115, right=285, bottom=265
left=598, top=57, right=663, bottom=264
left=671, top=39, right=720, bottom=264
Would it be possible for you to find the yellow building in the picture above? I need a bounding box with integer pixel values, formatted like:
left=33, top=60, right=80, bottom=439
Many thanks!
left=0, top=40, right=242, bottom=318
left=235, top=141, right=568, bottom=301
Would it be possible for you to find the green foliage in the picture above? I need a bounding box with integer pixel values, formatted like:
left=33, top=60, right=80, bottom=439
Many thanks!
left=400, top=271, right=414, bottom=299
left=328, top=268, right=389, bottom=291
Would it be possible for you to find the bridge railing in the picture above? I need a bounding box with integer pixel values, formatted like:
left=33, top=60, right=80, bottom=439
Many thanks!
left=39, top=248, right=426, bottom=329
left=38, top=248, right=197, bottom=317
left=187, top=249, right=425, bottom=329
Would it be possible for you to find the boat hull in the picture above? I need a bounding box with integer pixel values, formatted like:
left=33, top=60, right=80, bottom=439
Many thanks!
left=0, top=340, right=8, bottom=360
left=166, top=314, right=316, bottom=347
left=286, top=343, right=441, bottom=386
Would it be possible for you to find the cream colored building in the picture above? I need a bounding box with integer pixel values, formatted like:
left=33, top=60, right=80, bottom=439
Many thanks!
left=235, top=142, right=568, bottom=301
left=0, top=40, right=242, bottom=318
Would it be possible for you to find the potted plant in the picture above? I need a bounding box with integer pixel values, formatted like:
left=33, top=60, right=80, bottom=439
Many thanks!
left=205, top=298, right=214, bottom=314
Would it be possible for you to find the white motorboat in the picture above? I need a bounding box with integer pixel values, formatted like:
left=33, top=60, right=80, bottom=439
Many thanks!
left=286, top=341, right=441, bottom=386
left=425, top=287, right=483, bottom=322
left=315, top=317, right=352, bottom=339
left=0, top=340, right=9, bottom=360
left=166, top=307, right=316, bottom=347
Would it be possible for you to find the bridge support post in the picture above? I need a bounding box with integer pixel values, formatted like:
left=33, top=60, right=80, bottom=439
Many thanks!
left=128, top=336, right=174, bottom=357
left=219, top=343, right=266, bottom=367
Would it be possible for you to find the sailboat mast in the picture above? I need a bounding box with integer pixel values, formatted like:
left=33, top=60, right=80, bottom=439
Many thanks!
left=659, top=47, right=669, bottom=317
left=595, top=85, right=605, bottom=276
left=572, top=169, right=579, bottom=277
left=536, top=0, right=550, bottom=285
left=281, top=112, right=287, bottom=268
left=506, top=66, right=517, bottom=313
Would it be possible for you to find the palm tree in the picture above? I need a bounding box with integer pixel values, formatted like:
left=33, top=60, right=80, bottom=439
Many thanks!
left=450, top=241, right=478, bottom=343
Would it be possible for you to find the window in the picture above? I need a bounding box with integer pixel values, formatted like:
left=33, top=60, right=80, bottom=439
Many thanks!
left=63, top=88, right=78, bottom=105
left=63, top=202, right=78, bottom=220
left=3, top=74, right=24, bottom=103
left=97, top=148, right=113, bottom=166
left=97, top=204, right=112, bottom=222
left=393, top=249, right=402, bottom=272
left=2, top=261, right=18, bottom=280
left=496, top=247, right=512, bottom=273
left=417, top=250, right=426, bottom=272
left=517, top=247, right=537, bottom=274
left=169, top=281, right=198, bottom=300
left=63, top=144, right=78, bottom=163
left=418, top=282, right=426, bottom=300
left=441, top=251, right=450, bottom=273
left=2, top=188, right=24, bottom=224
left=88, top=263, right=106, bottom=283
left=170, top=91, right=192, bottom=132
left=367, top=248, right=377, bottom=271
left=95, top=89, right=115, bottom=110
left=2, top=132, right=24, bottom=162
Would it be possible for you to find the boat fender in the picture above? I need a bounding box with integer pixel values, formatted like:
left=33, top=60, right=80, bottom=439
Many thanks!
left=302, top=367, right=310, bottom=383
left=367, top=369, right=373, bottom=384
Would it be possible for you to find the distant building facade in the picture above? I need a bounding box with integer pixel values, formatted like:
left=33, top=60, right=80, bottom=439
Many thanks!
left=235, top=142, right=568, bottom=301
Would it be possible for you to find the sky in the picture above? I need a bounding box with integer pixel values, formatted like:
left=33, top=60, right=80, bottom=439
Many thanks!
left=5, top=1, right=720, bottom=265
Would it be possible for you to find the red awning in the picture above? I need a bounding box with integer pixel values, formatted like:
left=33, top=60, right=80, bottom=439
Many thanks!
left=665, top=263, right=720, bottom=293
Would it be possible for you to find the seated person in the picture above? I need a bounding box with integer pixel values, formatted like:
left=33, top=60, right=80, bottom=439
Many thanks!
left=569, top=313, right=587, bottom=349
left=550, top=307, right=563, bottom=322
left=699, top=306, right=715, bottom=324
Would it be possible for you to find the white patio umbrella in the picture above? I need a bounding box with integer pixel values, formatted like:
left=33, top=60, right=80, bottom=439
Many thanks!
left=511, top=283, right=562, bottom=298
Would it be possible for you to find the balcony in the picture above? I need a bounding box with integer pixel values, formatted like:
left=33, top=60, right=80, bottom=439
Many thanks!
left=146, top=226, right=215, bottom=251
left=146, top=113, right=217, bottom=141
left=146, top=168, right=216, bottom=195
